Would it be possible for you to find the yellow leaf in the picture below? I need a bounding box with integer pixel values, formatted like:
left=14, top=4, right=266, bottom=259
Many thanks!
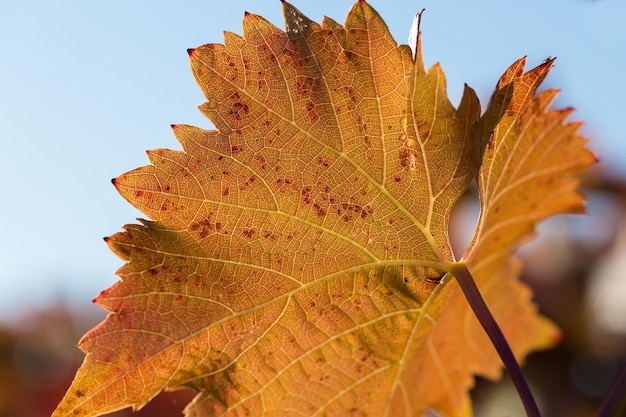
left=53, top=2, right=595, bottom=417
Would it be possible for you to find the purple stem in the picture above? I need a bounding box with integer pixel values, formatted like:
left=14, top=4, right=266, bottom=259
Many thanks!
left=450, top=263, right=542, bottom=417
left=596, top=363, right=626, bottom=417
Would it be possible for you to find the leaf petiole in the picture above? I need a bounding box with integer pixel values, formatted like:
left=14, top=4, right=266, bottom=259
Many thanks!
left=448, top=262, right=542, bottom=417
left=595, top=363, right=626, bottom=417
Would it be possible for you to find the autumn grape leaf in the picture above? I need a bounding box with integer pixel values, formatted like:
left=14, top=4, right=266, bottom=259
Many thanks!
left=53, top=2, right=595, bottom=417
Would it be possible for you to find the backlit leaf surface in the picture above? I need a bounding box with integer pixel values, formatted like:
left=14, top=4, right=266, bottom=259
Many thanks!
left=53, top=2, right=595, bottom=416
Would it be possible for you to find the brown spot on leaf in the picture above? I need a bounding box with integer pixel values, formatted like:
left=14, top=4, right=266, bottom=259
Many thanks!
left=255, top=154, right=267, bottom=170
left=190, top=216, right=216, bottom=238
left=239, top=176, right=256, bottom=191
left=257, top=71, right=267, bottom=89
left=231, top=145, right=244, bottom=156
left=301, top=186, right=312, bottom=205
left=305, top=100, right=318, bottom=123
left=361, top=205, right=373, bottom=219
left=337, top=203, right=371, bottom=222
left=242, top=228, right=255, bottom=239
left=283, top=45, right=298, bottom=59
left=295, top=76, right=313, bottom=98
left=399, top=147, right=418, bottom=171
left=317, top=157, right=330, bottom=168
left=312, top=203, right=326, bottom=217
left=262, top=230, right=278, bottom=241
left=228, top=92, right=250, bottom=121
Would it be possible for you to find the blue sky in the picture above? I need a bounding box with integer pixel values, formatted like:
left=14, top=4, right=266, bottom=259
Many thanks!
left=1, top=0, right=625, bottom=323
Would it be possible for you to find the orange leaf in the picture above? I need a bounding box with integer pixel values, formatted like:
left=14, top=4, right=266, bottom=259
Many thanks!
left=53, top=2, right=595, bottom=417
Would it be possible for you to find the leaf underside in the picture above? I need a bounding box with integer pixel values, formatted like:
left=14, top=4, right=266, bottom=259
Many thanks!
left=53, top=2, right=595, bottom=417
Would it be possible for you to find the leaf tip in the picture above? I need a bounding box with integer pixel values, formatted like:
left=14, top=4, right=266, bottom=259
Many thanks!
left=409, top=9, right=425, bottom=67
left=93, top=288, right=110, bottom=305
left=592, top=153, right=600, bottom=164
left=187, top=48, right=196, bottom=57
left=282, top=0, right=310, bottom=39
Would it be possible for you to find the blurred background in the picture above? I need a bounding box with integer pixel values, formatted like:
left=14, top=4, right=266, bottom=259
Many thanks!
left=1, top=0, right=624, bottom=416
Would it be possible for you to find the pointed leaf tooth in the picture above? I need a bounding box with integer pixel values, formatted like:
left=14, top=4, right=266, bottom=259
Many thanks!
left=282, top=0, right=313, bottom=39
left=496, top=55, right=527, bottom=88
